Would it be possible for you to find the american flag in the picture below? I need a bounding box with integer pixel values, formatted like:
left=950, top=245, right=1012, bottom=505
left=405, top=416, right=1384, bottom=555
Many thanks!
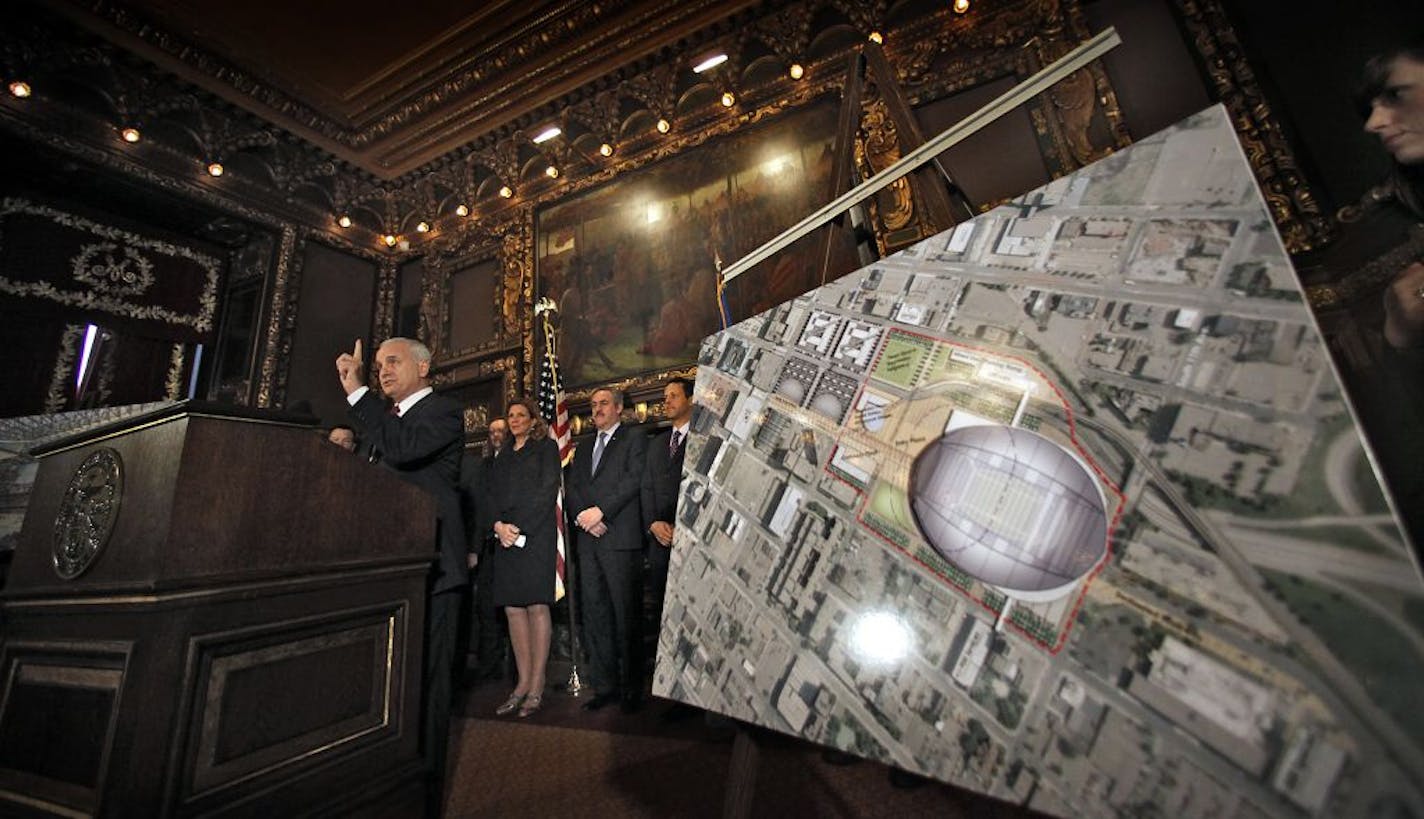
left=536, top=299, right=573, bottom=602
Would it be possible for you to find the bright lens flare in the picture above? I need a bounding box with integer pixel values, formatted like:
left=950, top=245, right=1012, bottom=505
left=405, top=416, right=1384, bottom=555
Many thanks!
left=847, top=610, right=913, bottom=666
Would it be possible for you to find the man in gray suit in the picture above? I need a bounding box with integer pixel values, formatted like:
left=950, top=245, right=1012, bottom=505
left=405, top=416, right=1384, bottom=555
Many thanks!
left=566, top=387, right=648, bottom=712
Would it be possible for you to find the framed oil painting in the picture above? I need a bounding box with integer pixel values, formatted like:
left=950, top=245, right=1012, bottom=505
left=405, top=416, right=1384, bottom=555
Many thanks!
left=535, top=99, right=856, bottom=389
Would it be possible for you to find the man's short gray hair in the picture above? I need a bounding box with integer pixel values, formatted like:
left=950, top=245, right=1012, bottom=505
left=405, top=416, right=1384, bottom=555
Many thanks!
left=382, top=337, right=432, bottom=363
left=593, top=387, right=625, bottom=408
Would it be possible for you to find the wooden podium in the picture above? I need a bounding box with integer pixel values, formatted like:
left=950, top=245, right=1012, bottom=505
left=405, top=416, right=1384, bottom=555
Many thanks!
left=0, top=403, right=435, bottom=817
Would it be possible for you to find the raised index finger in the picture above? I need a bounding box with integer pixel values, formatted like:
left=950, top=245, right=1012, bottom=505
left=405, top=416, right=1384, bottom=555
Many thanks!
left=353, top=338, right=363, bottom=363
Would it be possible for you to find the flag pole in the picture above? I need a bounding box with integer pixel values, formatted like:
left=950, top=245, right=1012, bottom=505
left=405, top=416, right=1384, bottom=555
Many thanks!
left=536, top=297, right=584, bottom=696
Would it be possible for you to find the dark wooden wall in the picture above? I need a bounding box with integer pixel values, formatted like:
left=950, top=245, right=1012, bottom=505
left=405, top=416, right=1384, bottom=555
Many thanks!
left=285, top=243, right=379, bottom=427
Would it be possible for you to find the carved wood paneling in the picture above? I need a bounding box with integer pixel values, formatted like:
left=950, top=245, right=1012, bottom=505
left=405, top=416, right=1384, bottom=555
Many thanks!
left=1173, top=0, right=1332, bottom=253
left=0, top=640, right=131, bottom=818
left=180, top=613, right=397, bottom=800
left=256, top=225, right=299, bottom=409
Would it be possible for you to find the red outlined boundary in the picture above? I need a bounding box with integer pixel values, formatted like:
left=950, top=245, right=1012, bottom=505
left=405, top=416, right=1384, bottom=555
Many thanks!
left=839, top=326, right=1128, bottom=655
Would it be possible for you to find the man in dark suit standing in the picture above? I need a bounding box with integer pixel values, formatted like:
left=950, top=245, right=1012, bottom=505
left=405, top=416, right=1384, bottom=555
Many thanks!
left=566, top=387, right=648, bottom=712
left=336, top=337, right=466, bottom=810
left=459, top=418, right=509, bottom=680
left=641, top=377, right=694, bottom=649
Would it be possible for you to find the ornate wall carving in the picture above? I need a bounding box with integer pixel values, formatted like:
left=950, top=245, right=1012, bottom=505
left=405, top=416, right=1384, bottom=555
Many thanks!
left=1173, top=0, right=1332, bottom=253
left=165, top=343, right=186, bottom=401
left=501, top=208, right=538, bottom=398
left=0, top=198, right=221, bottom=340
left=44, top=324, right=85, bottom=414
left=373, top=259, right=398, bottom=344
left=256, top=225, right=299, bottom=409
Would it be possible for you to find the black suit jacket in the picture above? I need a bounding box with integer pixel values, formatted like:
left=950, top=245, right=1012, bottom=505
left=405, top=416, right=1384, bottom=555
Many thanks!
left=641, top=428, right=686, bottom=537
left=350, top=388, right=468, bottom=594
left=458, top=449, right=496, bottom=551
left=566, top=423, right=648, bottom=551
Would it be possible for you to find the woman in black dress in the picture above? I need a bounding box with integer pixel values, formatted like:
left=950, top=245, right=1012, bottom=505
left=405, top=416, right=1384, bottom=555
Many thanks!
left=487, top=398, right=561, bottom=717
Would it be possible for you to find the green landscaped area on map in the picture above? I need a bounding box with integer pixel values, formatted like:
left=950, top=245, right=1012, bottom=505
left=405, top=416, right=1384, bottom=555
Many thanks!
left=1262, top=569, right=1424, bottom=750
left=871, top=332, right=931, bottom=389
left=866, top=480, right=914, bottom=531
left=862, top=480, right=917, bottom=550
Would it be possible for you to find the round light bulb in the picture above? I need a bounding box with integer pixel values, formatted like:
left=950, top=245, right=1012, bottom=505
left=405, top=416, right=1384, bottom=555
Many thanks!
left=455, top=204, right=469, bottom=217
left=206, top=162, right=224, bottom=177
left=8, top=81, right=31, bottom=98
left=868, top=31, right=884, bottom=44
left=498, top=185, right=513, bottom=198
left=721, top=92, right=735, bottom=107
left=789, top=63, right=804, bottom=80
left=383, top=234, right=398, bottom=247
left=656, top=118, right=671, bottom=134
left=954, top=0, right=970, bottom=12
left=599, top=143, right=614, bottom=157
left=337, top=214, right=352, bottom=228
left=545, top=165, right=559, bottom=178
left=121, top=127, right=141, bottom=143
left=416, top=221, right=430, bottom=233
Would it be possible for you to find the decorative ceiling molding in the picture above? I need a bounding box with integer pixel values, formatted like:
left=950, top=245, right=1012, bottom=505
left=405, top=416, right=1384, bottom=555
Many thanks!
left=4, top=0, right=1169, bottom=253
left=45, top=0, right=766, bottom=177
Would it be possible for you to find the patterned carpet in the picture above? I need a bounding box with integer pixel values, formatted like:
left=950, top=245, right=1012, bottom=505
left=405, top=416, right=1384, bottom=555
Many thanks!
left=440, top=680, right=1035, bottom=818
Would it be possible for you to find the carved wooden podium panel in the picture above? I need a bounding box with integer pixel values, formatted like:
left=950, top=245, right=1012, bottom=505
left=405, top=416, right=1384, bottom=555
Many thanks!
left=0, top=404, right=435, bottom=817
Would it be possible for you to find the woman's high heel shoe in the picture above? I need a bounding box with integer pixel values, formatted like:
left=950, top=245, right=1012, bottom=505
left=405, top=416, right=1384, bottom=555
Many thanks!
left=495, top=693, right=526, bottom=716
left=517, top=694, right=543, bottom=718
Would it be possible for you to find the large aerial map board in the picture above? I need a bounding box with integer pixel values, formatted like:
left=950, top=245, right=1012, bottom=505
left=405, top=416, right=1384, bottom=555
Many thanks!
left=655, top=106, right=1424, bottom=818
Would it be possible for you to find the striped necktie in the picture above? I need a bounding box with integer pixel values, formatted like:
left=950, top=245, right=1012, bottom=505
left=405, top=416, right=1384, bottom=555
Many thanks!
left=591, top=431, right=607, bottom=474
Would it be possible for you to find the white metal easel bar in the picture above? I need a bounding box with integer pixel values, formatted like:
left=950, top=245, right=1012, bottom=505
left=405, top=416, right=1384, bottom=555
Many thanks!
left=721, top=27, right=1123, bottom=284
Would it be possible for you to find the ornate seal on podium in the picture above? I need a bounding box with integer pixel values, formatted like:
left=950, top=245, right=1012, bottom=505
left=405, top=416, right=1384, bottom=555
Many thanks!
left=53, top=447, right=124, bottom=580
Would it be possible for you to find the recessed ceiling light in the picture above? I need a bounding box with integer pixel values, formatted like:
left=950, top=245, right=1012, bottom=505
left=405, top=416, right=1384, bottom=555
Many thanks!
left=692, top=54, right=728, bottom=73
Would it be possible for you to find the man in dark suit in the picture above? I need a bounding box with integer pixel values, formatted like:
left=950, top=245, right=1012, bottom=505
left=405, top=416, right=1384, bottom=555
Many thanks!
left=641, top=377, right=694, bottom=649
left=336, top=337, right=466, bottom=810
left=566, top=387, right=648, bottom=712
left=458, top=418, right=509, bottom=681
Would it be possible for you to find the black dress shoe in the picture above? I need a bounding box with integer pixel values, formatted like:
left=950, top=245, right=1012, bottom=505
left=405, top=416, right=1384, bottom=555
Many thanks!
left=582, top=692, right=619, bottom=711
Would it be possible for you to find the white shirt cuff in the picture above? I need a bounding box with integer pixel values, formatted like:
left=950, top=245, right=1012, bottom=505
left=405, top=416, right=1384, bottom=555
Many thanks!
left=346, top=386, right=369, bottom=406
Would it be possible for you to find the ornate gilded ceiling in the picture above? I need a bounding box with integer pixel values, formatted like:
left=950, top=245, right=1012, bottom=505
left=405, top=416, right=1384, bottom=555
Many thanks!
left=4, top=0, right=967, bottom=245
left=48, top=0, right=768, bottom=177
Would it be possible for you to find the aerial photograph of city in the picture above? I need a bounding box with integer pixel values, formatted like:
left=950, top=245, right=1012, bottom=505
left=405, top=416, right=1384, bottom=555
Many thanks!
left=654, top=106, right=1424, bottom=818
